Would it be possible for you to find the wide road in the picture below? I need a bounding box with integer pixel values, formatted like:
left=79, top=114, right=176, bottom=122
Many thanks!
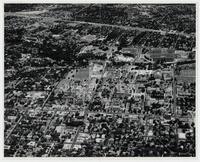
left=66, top=20, right=191, bottom=37
left=5, top=12, right=193, bottom=38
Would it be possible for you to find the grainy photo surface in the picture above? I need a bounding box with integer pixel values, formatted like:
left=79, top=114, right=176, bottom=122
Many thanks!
left=4, top=4, right=196, bottom=157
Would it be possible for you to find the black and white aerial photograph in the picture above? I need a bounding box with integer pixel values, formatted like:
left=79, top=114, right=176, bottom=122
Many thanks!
left=4, top=2, right=196, bottom=157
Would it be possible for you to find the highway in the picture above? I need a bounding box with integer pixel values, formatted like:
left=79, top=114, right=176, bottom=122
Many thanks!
left=5, top=12, right=194, bottom=38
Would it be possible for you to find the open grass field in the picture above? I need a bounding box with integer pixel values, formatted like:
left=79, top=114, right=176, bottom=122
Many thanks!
left=74, top=67, right=89, bottom=80
left=176, top=69, right=195, bottom=83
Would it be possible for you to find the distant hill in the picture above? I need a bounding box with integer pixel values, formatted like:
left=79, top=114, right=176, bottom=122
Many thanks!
left=4, top=4, right=38, bottom=12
